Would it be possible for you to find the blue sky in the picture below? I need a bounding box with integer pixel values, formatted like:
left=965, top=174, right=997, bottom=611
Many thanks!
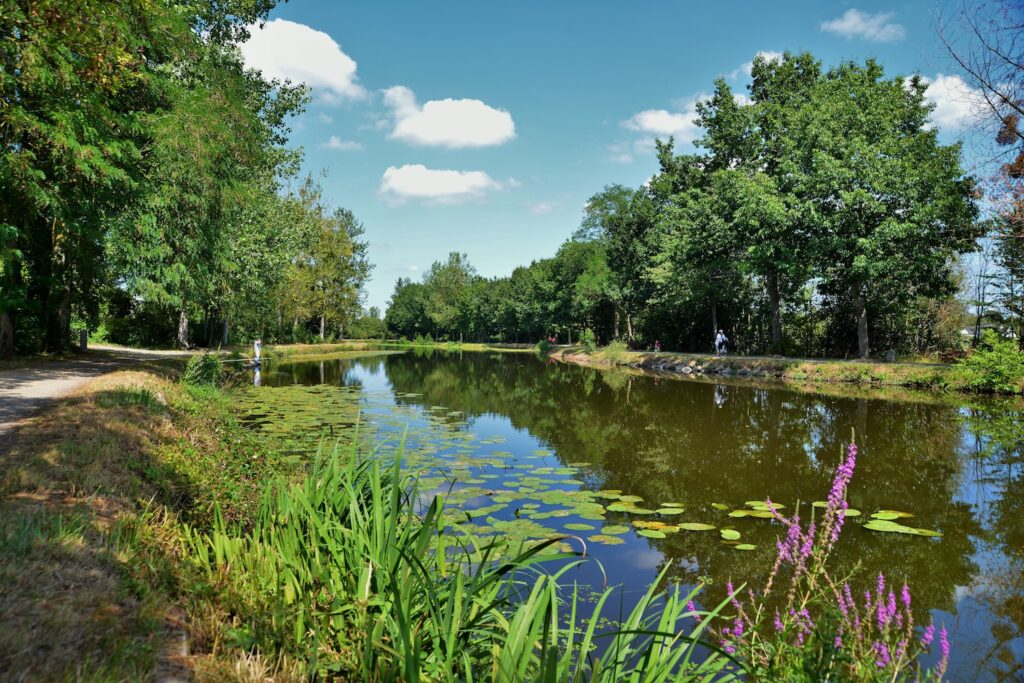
left=239, top=1, right=978, bottom=311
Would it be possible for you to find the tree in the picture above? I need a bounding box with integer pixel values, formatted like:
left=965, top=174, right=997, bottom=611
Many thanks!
left=385, top=278, right=430, bottom=339
left=423, top=252, right=477, bottom=341
left=799, top=60, right=980, bottom=357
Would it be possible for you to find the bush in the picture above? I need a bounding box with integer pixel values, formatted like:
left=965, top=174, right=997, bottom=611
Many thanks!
left=180, top=353, right=223, bottom=386
left=952, top=331, right=1024, bottom=394
left=535, top=339, right=551, bottom=354
left=579, top=328, right=597, bottom=353
left=602, top=339, right=629, bottom=363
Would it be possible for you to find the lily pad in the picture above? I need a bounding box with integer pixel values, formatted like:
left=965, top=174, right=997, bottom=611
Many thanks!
left=720, top=529, right=742, bottom=541
left=678, top=522, right=716, bottom=531
left=564, top=523, right=596, bottom=531
left=655, top=507, right=685, bottom=516
left=594, top=490, right=622, bottom=499
left=600, top=525, right=630, bottom=535
left=588, top=534, right=625, bottom=546
left=711, top=503, right=730, bottom=511
left=637, top=529, right=667, bottom=539
left=661, top=502, right=685, bottom=508
left=630, top=507, right=657, bottom=515
left=619, top=495, right=644, bottom=503
left=734, top=543, right=757, bottom=551
left=745, top=501, right=784, bottom=511
left=871, top=511, right=914, bottom=521
left=863, top=520, right=942, bottom=537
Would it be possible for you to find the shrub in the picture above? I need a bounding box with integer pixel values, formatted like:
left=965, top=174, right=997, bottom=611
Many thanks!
left=535, top=339, right=551, bottom=354
left=579, top=328, right=597, bottom=353
left=952, top=331, right=1024, bottom=394
left=180, top=353, right=223, bottom=386
left=602, top=339, right=629, bottom=363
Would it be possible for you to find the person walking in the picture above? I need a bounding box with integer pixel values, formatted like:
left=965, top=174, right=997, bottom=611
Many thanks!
left=714, top=330, right=728, bottom=355
left=253, top=338, right=262, bottom=363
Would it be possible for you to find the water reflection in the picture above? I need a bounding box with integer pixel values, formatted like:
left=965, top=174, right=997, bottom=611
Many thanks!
left=256, top=350, right=1024, bottom=681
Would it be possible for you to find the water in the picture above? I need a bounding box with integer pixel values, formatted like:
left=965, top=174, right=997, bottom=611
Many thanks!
left=241, top=349, right=1024, bottom=681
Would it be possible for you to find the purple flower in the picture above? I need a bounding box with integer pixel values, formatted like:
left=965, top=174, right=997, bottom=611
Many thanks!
left=834, top=635, right=843, bottom=649
left=726, top=581, right=742, bottom=611
left=940, top=626, right=950, bottom=660
left=875, top=641, right=892, bottom=668
left=921, top=624, right=935, bottom=647
left=901, top=584, right=911, bottom=610
left=877, top=572, right=886, bottom=600
left=732, top=617, right=745, bottom=638
left=774, top=611, right=784, bottom=633
left=687, top=600, right=702, bottom=625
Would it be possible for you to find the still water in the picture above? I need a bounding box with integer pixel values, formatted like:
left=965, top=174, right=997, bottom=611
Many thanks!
left=241, top=349, right=1023, bottom=681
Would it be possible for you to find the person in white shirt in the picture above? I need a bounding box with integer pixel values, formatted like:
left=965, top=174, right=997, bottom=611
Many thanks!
left=253, top=338, right=262, bottom=363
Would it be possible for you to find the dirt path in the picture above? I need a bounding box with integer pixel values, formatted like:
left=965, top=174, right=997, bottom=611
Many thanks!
left=0, top=345, right=192, bottom=441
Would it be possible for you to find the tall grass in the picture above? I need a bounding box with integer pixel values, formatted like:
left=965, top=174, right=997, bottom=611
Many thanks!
left=184, top=441, right=738, bottom=681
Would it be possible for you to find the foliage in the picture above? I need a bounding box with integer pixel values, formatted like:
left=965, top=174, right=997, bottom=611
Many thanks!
left=383, top=53, right=978, bottom=360
left=180, top=353, right=223, bottom=387
left=185, top=448, right=739, bottom=680
left=601, top=339, right=629, bottom=362
left=952, top=330, right=1024, bottom=393
left=580, top=328, right=598, bottom=353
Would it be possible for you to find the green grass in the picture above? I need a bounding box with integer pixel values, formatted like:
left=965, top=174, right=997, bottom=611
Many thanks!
left=183, top=442, right=740, bottom=680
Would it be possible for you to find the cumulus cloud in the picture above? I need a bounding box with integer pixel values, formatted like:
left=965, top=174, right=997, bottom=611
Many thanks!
left=382, top=86, right=516, bottom=148
left=919, top=74, right=981, bottom=131
left=729, top=51, right=784, bottom=80
left=623, top=94, right=706, bottom=145
left=528, top=201, right=559, bottom=214
left=379, top=164, right=504, bottom=204
left=317, top=112, right=334, bottom=124
left=240, top=19, right=365, bottom=99
left=322, top=135, right=363, bottom=151
left=821, top=9, right=905, bottom=42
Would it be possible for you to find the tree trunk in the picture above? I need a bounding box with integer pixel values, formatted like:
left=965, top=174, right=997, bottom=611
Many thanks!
left=852, top=286, right=870, bottom=358
left=338, top=322, right=344, bottom=340
left=626, top=312, right=634, bottom=342
left=710, top=298, right=719, bottom=351
left=319, top=314, right=325, bottom=341
left=221, top=318, right=229, bottom=347
left=0, top=311, right=13, bottom=359
left=766, top=270, right=783, bottom=351
left=177, top=310, right=189, bottom=349
left=613, top=304, right=621, bottom=340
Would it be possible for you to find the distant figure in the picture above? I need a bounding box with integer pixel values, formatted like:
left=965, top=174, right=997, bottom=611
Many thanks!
left=714, top=384, right=727, bottom=408
left=253, top=338, right=262, bottom=363
left=714, top=330, right=729, bottom=355
left=253, top=365, right=262, bottom=387
left=547, top=334, right=557, bottom=344
left=654, top=340, right=662, bottom=352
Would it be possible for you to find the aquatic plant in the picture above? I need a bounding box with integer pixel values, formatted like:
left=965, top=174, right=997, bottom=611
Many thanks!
left=185, top=442, right=739, bottom=680
left=718, top=440, right=951, bottom=681
left=180, top=352, right=223, bottom=386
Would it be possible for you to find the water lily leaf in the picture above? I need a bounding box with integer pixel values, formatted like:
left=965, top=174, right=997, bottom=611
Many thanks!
left=578, top=512, right=607, bottom=521
left=660, top=502, right=685, bottom=508
left=594, top=490, right=622, bottom=499
left=863, top=520, right=942, bottom=537
left=677, top=522, right=716, bottom=531
left=588, top=534, right=625, bottom=546
left=606, top=503, right=636, bottom=513
left=871, top=511, right=914, bottom=521
left=632, top=520, right=670, bottom=530
left=812, top=501, right=828, bottom=508
left=564, top=523, right=595, bottom=531
left=629, top=507, right=656, bottom=515
left=655, top=508, right=685, bottom=516
left=600, top=525, right=630, bottom=535
left=720, top=529, right=741, bottom=541
left=734, top=544, right=757, bottom=551
left=728, top=510, right=750, bottom=518
left=637, top=529, right=666, bottom=539
left=844, top=509, right=862, bottom=517
left=711, top=503, right=730, bottom=511
left=619, top=495, right=644, bottom=503
left=745, top=501, right=784, bottom=511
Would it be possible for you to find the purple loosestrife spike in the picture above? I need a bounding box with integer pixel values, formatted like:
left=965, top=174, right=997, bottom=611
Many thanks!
left=877, top=573, right=886, bottom=600
left=774, top=611, right=784, bottom=633
left=800, top=523, right=816, bottom=559
left=875, top=641, right=892, bottom=668
left=939, top=627, right=950, bottom=670
left=726, top=581, right=742, bottom=612
left=687, top=600, right=701, bottom=625
left=878, top=598, right=889, bottom=630
left=835, top=635, right=843, bottom=649
left=901, top=584, right=911, bottom=610
left=887, top=590, right=897, bottom=622
left=733, top=617, right=744, bottom=638
left=921, top=624, right=935, bottom=646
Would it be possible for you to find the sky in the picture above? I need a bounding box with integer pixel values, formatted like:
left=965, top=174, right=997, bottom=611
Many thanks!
left=238, top=1, right=981, bottom=311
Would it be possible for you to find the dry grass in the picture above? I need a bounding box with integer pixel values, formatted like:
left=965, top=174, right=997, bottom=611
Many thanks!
left=0, top=363, right=261, bottom=680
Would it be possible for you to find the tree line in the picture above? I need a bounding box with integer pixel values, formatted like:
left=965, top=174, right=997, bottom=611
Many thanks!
left=386, top=53, right=990, bottom=357
left=0, top=0, right=370, bottom=357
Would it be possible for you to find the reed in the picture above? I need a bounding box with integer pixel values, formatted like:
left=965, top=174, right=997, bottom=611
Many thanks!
left=184, top=440, right=738, bottom=681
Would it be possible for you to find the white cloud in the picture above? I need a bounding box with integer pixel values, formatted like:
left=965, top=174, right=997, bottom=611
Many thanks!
left=240, top=19, right=365, bottom=99
left=729, top=51, right=784, bottom=80
left=821, top=9, right=905, bottom=43
left=623, top=94, right=706, bottom=144
left=919, top=74, right=981, bottom=131
left=322, top=135, right=363, bottom=151
left=317, top=112, right=333, bottom=124
left=379, top=164, right=504, bottom=204
left=528, top=201, right=559, bottom=214
left=607, top=141, right=634, bottom=164
left=406, top=265, right=420, bottom=273
left=382, top=85, right=515, bottom=148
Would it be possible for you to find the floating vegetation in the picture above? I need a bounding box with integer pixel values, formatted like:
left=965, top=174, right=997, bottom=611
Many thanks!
left=678, top=522, right=717, bottom=531
left=711, top=503, right=730, bottom=511
left=734, top=543, right=757, bottom=551
left=721, top=529, right=741, bottom=541
left=637, top=529, right=666, bottom=539
left=863, top=520, right=942, bottom=537
left=564, top=523, right=596, bottom=531
left=600, top=525, right=630, bottom=535
left=655, top=507, right=685, bottom=515
left=871, top=510, right=914, bottom=520
left=728, top=509, right=774, bottom=519
left=587, top=534, right=625, bottom=546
